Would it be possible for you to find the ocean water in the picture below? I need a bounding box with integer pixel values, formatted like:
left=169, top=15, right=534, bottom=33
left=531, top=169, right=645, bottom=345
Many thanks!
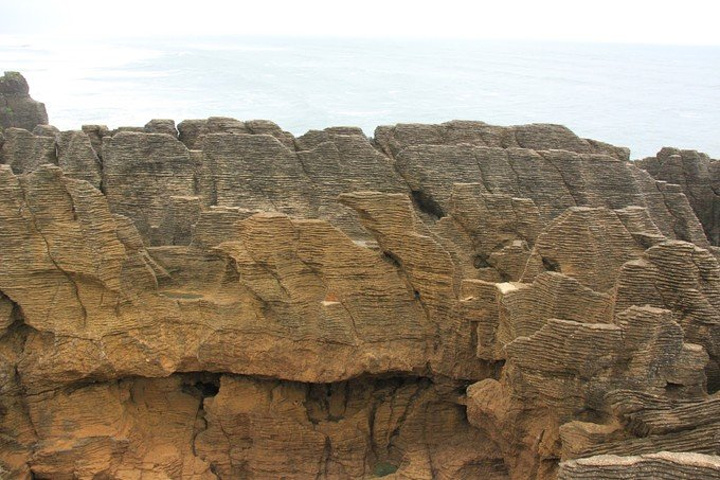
left=2, top=35, right=719, bottom=159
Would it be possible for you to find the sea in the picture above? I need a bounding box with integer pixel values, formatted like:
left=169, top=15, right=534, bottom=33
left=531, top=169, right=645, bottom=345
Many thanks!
left=2, top=35, right=719, bottom=160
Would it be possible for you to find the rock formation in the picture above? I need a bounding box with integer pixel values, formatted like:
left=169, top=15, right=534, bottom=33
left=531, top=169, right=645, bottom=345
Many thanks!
left=637, top=147, right=720, bottom=246
left=0, top=79, right=718, bottom=479
left=0, top=72, right=48, bottom=132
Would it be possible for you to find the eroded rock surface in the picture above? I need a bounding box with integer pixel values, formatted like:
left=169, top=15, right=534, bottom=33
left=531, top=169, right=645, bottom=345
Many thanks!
left=558, top=452, right=720, bottom=479
left=0, top=72, right=48, bottom=132
left=637, top=147, right=720, bottom=246
left=0, top=90, right=719, bottom=478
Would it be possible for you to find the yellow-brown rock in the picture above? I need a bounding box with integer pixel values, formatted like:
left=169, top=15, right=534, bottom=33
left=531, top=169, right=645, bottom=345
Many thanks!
left=0, top=93, right=719, bottom=478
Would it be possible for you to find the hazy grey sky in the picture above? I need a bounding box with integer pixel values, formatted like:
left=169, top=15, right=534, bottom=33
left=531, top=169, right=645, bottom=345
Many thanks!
left=2, top=0, right=719, bottom=45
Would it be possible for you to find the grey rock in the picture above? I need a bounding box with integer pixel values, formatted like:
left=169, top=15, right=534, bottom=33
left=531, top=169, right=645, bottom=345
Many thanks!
left=144, top=118, right=179, bottom=137
left=0, top=72, right=49, bottom=131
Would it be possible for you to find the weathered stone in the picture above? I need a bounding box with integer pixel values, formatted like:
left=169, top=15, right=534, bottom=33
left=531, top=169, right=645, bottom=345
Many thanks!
left=154, top=195, right=202, bottom=246
left=295, top=126, right=367, bottom=150
left=25, top=376, right=215, bottom=479
left=31, top=124, right=59, bottom=137
left=558, top=452, right=720, bottom=479
left=615, top=240, right=720, bottom=390
left=177, top=117, right=295, bottom=150
left=81, top=124, right=110, bottom=158
left=0, top=293, right=15, bottom=336
left=0, top=72, right=48, bottom=131
left=144, top=118, right=179, bottom=137
left=0, top=127, right=56, bottom=174
left=1, top=87, right=719, bottom=478
left=195, top=375, right=506, bottom=480
left=374, top=120, right=630, bottom=160
left=56, top=130, right=102, bottom=188
left=638, top=147, right=720, bottom=245
left=467, top=306, right=711, bottom=479
left=102, top=131, right=197, bottom=238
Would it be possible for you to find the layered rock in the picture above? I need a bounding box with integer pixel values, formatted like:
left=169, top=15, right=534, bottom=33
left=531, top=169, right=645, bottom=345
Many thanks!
left=0, top=72, right=48, bottom=132
left=0, top=89, right=719, bottom=479
left=373, top=121, right=630, bottom=161
left=558, top=452, right=720, bottom=479
left=637, top=147, right=720, bottom=246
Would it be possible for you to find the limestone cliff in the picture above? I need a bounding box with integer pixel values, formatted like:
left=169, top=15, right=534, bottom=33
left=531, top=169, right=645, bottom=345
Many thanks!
left=0, top=81, right=718, bottom=479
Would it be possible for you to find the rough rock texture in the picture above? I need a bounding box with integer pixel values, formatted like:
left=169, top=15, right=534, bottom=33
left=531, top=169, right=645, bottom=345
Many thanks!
left=637, top=147, right=720, bottom=246
left=0, top=82, right=719, bottom=478
left=0, top=72, right=48, bottom=132
left=558, top=452, right=720, bottom=479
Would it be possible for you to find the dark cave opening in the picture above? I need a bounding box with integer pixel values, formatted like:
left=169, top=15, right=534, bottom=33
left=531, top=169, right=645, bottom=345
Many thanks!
left=411, top=190, right=446, bottom=219
left=181, top=372, right=221, bottom=398
left=541, top=256, right=561, bottom=272
left=195, top=380, right=220, bottom=397
left=473, top=253, right=491, bottom=269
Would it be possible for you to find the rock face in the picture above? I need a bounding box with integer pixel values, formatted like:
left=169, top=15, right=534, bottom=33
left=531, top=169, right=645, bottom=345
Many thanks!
left=637, top=147, right=720, bottom=246
left=0, top=72, right=48, bottom=132
left=558, top=452, right=720, bottom=479
left=0, top=82, right=718, bottom=478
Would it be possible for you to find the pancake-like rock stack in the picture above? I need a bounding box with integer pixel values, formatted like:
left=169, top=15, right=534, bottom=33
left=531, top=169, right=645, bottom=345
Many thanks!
left=0, top=72, right=48, bottom=132
left=0, top=78, right=718, bottom=479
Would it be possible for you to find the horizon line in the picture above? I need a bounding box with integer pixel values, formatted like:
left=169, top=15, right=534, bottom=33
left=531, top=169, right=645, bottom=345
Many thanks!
left=2, top=32, right=720, bottom=49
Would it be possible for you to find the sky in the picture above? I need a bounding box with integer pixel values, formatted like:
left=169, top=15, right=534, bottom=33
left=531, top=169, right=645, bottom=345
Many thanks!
left=2, top=0, right=720, bottom=45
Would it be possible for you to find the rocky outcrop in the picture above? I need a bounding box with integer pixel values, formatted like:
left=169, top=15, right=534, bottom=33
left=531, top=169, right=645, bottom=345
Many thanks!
left=0, top=81, right=718, bottom=478
left=373, top=121, right=631, bottom=161
left=558, top=452, right=720, bottom=479
left=637, top=147, right=720, bottom=246
left=0, top=72, right=48, bottom=132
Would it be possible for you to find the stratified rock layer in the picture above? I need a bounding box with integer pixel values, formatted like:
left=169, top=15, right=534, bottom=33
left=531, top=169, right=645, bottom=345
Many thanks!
left=0, top=108, right=718, bottom=479
left=0, top=72, right=48, bottom=132
left=558, top=452, right=720, bottom=479
left=637, top=147, right=720, bottom=246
